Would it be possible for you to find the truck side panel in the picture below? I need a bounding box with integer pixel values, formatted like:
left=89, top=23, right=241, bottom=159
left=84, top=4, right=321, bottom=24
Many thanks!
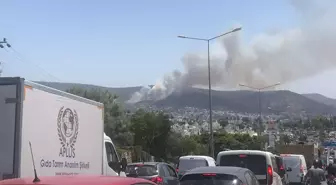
left=0, top=78, right=24, bottom=180
left=278, top=144, right=315, bottom=167
left=20, top=81, right=104, bottom=177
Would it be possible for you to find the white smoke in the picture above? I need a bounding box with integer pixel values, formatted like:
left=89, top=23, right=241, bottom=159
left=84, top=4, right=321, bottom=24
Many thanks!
left=128, top=0, right=336, bottom=103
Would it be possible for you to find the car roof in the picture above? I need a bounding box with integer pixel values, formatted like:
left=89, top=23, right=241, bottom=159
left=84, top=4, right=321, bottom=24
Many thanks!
left=183, top=167, right=250, bottom=180
left=179, top=155, right=214, bottom=161
left=280, top=154, right=304, bottom=157
left=216, top=150, right=274, bottom=165
left=0, top=175, right=155, bottom=185
left=217, top=150, right=272, bottom=156
left=128, top=162, right=164, bottom=166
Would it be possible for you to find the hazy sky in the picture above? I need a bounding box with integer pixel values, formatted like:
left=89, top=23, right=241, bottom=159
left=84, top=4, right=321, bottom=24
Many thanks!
left=0, top=0, right=335, bottom=97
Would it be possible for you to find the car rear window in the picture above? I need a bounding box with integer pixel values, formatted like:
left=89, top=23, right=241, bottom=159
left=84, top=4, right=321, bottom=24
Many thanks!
left=219, top=154, right=266, bottom=175
left=180, top=173, right=242, bottom=185
left=282, top=156, right=300, bottom=168
left=178, top=159, right=208, bottom=172
left=125, top=164, right=158, bottom=176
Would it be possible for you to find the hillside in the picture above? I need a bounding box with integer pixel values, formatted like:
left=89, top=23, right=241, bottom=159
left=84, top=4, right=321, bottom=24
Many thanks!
left=302, top=93, right=336, bottom=108
left=37, top=81, right=336, bottom=114
left=153, top=88, right=336, bottom=114
left=37, top=81, right=142, bottom=103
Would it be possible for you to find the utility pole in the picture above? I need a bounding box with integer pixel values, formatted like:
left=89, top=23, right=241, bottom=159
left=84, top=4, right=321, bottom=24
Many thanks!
left=0, top=38, right=11, bottom=48
left=0, top=61, right=2, bottom=77
left=0, top=38, right=10, bottom=77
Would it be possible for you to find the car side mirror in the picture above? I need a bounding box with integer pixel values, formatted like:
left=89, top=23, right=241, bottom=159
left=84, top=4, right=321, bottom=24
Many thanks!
left=286, top=167, right=292, bottom=172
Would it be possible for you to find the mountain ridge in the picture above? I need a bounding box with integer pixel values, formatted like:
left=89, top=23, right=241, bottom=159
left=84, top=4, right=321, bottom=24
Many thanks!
left=302, top=93, right=336, bottom=108
left=36, top=81, right=336, bottom=114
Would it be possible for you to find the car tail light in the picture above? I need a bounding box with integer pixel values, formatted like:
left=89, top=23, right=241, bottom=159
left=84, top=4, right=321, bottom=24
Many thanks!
left=176, top=168, right=179, bottom=172
left=202, top=173, right=217, bottom=176
left=267, top=165, right=273, bottom=185
left=239, top=154, right=247, bottom=158
left=151, top=176, right=163, bottom=184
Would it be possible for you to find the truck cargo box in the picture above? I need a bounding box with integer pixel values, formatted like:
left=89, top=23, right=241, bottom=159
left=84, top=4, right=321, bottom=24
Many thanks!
left=0, top=77, right=105, bottom=179
left=278, top=144, right=317, bottom=167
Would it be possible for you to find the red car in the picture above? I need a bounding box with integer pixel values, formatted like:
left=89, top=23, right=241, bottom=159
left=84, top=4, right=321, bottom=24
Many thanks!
left=0, top=176, right=157, bottom=185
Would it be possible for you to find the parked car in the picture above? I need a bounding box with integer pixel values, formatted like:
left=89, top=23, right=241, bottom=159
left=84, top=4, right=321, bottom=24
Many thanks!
left=274, top=155, right=291, bottom=185
left=126, top=162, right=179, bottom=185
left=281, top=154, right=308, bottom=185
left=217, top=150, right=283, bottom=185
left=180, top=166, right=260, bottom=185
left=177, top=155, right=216, bottom=179
left=0, top=175, right=156, bottom=185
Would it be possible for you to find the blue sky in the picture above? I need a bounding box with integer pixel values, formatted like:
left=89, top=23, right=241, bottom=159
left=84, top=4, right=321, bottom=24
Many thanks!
left=0, top=0, right=298, bottom=87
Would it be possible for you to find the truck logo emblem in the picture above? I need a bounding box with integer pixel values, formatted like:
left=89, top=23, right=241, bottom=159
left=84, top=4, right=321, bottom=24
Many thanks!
left=57, top=106, right=79, bottom=158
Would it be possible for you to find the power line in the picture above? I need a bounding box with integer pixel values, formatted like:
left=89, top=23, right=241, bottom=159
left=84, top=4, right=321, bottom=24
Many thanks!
left=10, top=47, right=61, bottom=82
left=0, top=37, right=61, bottom=82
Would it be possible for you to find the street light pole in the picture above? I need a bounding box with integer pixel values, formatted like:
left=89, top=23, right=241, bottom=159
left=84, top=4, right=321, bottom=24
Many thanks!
left=239, top=83, right=281, bottom=136
left=258, top=89, right=261, bottom=133
left=178, top=27, right=242, bottom=158
left=207, top=40, right=214, bottom=158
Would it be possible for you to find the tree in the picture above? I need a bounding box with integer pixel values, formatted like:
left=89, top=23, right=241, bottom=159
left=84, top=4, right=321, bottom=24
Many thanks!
left=212, top=132, right=264, bottom=156
left=242, top=117, right=250, bottom=124
left=218, top=119, right=229, bottom=128
left=130, top=109, right=172, bottom=160
left=280, top=134, right=291, bottom=145
left=238, top=123, right=245, bottom=129
left=312, top=118, right=323, bottom=130
left=66, top=87, right=133, bottom=146
left=298, top=134, right=307, bottom=142
left=319, top=130, right=326, bottom=142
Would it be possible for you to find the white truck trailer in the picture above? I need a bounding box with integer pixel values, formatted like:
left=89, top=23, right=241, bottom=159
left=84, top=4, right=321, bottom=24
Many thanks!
left=0, top=77, right=126, bottom=180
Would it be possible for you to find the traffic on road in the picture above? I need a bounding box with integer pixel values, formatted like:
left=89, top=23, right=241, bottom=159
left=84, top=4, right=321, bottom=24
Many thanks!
left=0, top=148, right=332, bottom=185
left=122, top=150, right=331, bottom=185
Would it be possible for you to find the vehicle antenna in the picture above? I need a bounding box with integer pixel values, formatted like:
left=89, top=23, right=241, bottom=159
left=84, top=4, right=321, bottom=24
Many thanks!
left=29, top=141, right=40, bottom=183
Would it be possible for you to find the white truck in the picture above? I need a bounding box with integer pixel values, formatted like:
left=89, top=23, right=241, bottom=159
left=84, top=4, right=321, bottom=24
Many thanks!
left=0, top=77, right=127, bottom=180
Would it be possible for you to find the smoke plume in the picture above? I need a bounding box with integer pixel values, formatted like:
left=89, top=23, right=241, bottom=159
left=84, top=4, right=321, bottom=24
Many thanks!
left=128, top=0, right=336, bottom=103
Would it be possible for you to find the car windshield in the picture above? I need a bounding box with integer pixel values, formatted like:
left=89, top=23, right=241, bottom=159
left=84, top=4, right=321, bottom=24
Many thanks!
left=219, top=154, right=266, bottom=175
left=282, top=156, right=300, bottom=168
left=125, top=164, right=158, bottom=176
left=180, top=174, right=241, bottom=185
left=178, top=159, right=208, bottom=172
